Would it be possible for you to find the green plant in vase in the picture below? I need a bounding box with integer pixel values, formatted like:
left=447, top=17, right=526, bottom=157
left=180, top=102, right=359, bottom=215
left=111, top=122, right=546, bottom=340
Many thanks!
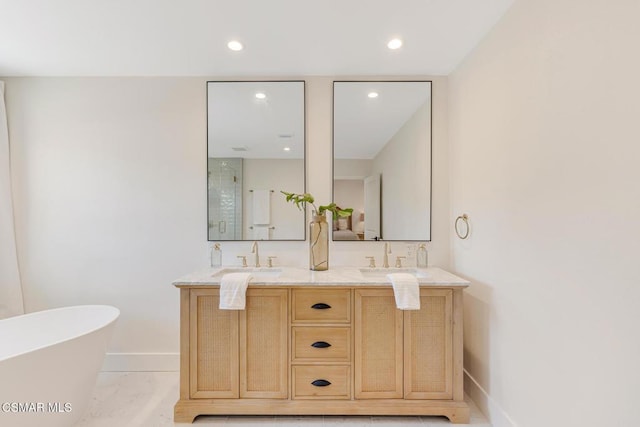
left=281, top=191, right=353, bottom=271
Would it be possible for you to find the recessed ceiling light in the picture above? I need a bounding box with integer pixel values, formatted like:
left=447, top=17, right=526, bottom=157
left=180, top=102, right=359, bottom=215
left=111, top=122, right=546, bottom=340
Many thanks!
left=368, top=92, right=379, bottom=98
left=227, top=40, right=243, bottom=51
left=387, top=38, right=403, bottom=50
left=255, top=92, right=266, bottom=99
left=283, top=147, right=291, bottom=152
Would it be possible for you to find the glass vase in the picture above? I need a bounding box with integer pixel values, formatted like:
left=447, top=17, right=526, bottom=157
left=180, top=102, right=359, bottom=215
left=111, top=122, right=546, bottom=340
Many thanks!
left=309, top=212, right=329, bottom=271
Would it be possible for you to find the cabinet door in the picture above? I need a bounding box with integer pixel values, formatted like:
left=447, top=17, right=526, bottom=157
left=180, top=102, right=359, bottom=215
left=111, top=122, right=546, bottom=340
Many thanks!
left=240, top=288, right=288, bottom=398
left=404, top=288, right=453, bottom=399
left=354, top=289, right=403, bottom=399
left=189, top=289, right=239, bottom=398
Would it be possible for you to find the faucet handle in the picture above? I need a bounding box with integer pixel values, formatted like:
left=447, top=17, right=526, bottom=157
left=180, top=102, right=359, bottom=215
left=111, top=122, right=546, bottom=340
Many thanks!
left=365, top=256, right=376, bottom=268
left=237, top=255, right=248, bottom=268
left=395, top=256, right=407, bottom=268
left=267, top=256, right=277, bottom=268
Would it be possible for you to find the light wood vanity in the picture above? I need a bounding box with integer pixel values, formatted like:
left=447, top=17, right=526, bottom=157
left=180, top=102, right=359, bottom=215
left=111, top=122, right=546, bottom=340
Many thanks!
left=174, top=267, right=469, bottom=423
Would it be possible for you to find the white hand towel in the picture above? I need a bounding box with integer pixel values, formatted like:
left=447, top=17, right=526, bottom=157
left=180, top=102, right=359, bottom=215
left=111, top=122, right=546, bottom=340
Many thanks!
left=253, top=225, right=270, bottom=240
left=387, top=273, right=421, bottom=310
left=219, top=273, right=253, bottom=310
left=252, top=190, right=271, bottom=225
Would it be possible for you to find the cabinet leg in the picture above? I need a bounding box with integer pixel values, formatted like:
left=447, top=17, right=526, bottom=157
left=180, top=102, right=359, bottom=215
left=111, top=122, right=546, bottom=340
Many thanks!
left=445, top=406, right=471, bottom=424
left=174, top=401, right=197, bottom=423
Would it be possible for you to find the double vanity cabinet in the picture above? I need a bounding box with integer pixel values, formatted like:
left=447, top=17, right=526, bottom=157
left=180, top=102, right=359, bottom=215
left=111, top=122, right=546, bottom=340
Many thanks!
left=173, top=267, right=469, bottom=423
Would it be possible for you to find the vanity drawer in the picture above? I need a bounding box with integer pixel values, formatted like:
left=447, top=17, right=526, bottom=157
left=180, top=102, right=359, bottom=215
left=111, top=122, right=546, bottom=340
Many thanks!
left=292, top=365, right=350, bottom=399
left=291, top=289, right=351, bottom=324
left=292, top=327, right=350, bottom=362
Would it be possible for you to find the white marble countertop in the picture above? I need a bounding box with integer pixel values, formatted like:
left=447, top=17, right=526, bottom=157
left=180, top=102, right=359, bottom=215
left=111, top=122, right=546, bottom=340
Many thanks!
left=173, top=266, right=469, bottom=288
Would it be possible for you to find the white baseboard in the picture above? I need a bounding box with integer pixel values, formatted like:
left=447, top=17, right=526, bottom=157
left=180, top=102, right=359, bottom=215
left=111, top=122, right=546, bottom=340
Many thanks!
left=464, top=369, right=518, bottom=427
left=102, top=353, right=180, bottom=372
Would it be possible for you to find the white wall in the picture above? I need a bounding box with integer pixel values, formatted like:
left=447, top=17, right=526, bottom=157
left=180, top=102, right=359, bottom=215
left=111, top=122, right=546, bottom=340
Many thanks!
left=372, top=101, right=431, bottom=240
left=243, top=159, right=304, bottom=240
left=3, top=75, right=450, bottom=370
left=334, top=179, right=364, bottom=214
left=333, top=158, right=371, bottom=179
left=4, top=78, right=205, bottom=369
left=449, top=0, right=640, bottom=426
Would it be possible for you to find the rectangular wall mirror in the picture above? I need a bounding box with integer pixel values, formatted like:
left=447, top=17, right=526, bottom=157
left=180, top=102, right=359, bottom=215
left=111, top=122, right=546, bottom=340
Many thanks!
left=207, top=81, right=306, bottom=241
left=333, top=81, right=432, bottom=241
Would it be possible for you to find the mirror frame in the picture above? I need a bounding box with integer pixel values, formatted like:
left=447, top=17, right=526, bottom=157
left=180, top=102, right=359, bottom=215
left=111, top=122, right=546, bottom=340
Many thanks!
left=331, top=80, right=432, bottom=242
left=206, top=80, right=307, bottom=241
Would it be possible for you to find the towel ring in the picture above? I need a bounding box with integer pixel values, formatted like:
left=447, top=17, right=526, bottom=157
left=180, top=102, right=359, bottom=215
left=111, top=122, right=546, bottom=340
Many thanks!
left=455, top=214, right=470, bottom=239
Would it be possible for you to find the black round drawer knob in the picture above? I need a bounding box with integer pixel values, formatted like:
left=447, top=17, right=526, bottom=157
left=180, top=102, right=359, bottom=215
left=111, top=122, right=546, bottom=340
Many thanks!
left=311, top=341, right=332, bottom=349
left=311, top=303, right=331, bottom=310
left=311, top=379, right=331, bottom=387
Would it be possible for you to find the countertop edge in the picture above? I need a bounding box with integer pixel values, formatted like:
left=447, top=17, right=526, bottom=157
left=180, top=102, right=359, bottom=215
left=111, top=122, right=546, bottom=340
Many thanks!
left=173, top=282, right=469, bottom=288
left=171, top=266, right=470, bottom=288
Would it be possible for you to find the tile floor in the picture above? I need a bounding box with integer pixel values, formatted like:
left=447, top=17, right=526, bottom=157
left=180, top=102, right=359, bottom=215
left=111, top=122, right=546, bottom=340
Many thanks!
left=76, top=372, right=491, bottom=427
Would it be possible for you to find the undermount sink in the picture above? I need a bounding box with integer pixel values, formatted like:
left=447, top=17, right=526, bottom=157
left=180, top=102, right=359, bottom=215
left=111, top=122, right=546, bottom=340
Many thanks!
left=358, top=267, right=428, bottom=279
left=212, top=267, right=283, bottom=280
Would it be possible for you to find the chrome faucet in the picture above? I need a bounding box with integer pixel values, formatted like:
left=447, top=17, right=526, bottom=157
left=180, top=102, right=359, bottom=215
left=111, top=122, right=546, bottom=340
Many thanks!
left=382, top=242, right=392, bottom=268
left=251, top=241, right=260, bottom=267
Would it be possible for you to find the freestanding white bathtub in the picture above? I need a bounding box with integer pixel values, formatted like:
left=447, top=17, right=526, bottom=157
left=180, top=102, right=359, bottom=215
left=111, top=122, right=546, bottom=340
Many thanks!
left=0, top=305, right=119, bottom=427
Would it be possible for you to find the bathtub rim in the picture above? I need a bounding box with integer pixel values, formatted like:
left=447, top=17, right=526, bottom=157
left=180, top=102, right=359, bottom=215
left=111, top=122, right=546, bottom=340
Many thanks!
left=0, top=304, right=120, bottom=363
